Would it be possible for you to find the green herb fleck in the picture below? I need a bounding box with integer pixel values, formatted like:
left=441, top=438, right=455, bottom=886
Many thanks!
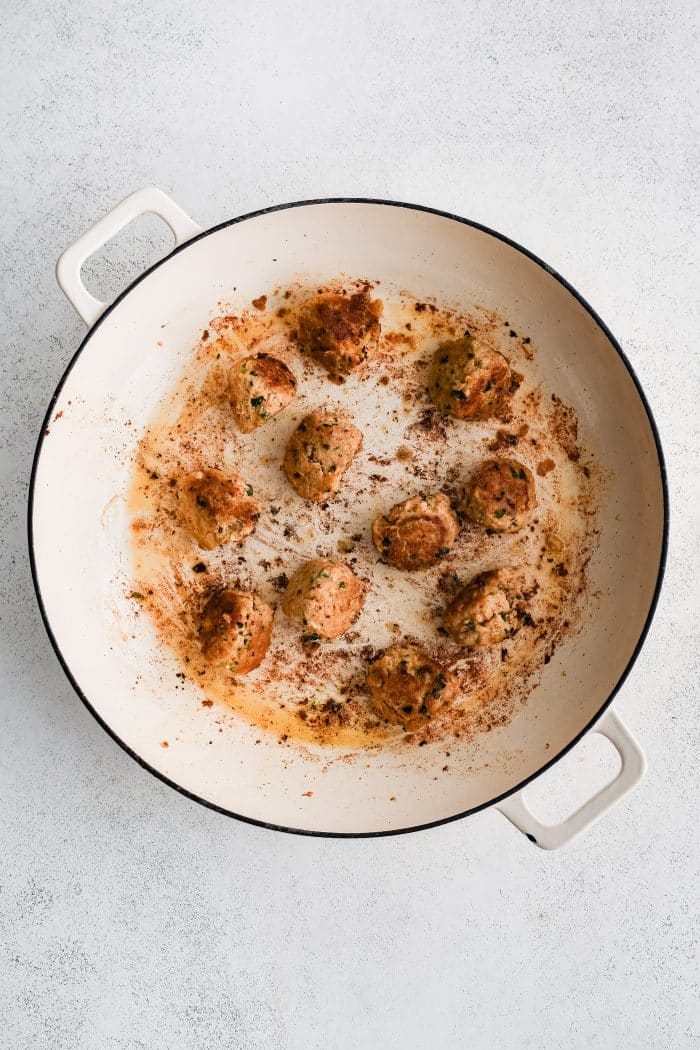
left=251, top=395, right=265, bottom=407
left=429, top=675, right=446, bottom=699
left=246, top=484, right=254, bottom=496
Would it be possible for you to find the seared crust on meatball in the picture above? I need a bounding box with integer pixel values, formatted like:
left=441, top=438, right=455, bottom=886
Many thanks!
left=372, top=493, right=459, bottom=571
left=200, top=589, right=274, bottom=674
left=281, top=557, right=365, bottom=641
left=181, top=468, right=260, bottom=550
left=366, top=642, right=458, bottom=731
left=462, top=458, right=536, bottom=533
left=229, top=353, right=297, bottom=433
left=443, top=567, right=524, bottom=649
left=429, top=336, right=512, bottom=420
left=282, top=409, right=363, bottom=502
left=296, top=289, right=383, bottom=382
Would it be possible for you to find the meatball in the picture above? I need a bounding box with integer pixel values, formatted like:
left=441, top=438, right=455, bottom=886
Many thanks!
left=429, top=335, right=512, bottom=420
left=199, top=589, right=274, bottom=674
left=462, top=458, right=536, bottom=533
left=443, top=567, right=524, bottom=649
left=228, top=353, right=297, bottom=433
left=282, top=409, right=363, bottom=502
left=180, top=468, right=260, bottom=550
left=366, top=642, right=458, bottom=731
left=372, top=493, right=459, bottom=571
left=281, top=557, right=365, bottom=641
left=296, top=288, right=383, bottom=381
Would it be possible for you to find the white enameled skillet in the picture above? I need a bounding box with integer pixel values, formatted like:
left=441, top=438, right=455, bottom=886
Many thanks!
left=29, top=188, right=667, bottom=847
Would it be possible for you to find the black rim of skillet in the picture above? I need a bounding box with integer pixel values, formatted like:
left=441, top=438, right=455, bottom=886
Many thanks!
left=27, top=198, right=670, bottom=839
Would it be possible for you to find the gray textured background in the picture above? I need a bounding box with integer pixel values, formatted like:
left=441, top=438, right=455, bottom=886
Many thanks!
left=1, top=2, right=698, bottom=1047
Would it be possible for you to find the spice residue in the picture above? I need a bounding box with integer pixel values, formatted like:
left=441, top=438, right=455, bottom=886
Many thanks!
left=127, top=279, right=599, bottom=750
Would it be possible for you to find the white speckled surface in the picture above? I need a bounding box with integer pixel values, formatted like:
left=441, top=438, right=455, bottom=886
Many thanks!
left=1, top=2, right=698, bottom=1046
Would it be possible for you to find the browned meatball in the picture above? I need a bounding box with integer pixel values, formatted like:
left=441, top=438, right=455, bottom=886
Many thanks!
left=229, top=353, right=297, bottom=433
left=429, top=336, right=512, bottom=420
left=296, top=288, right=383, bottom=382
left=443, top=567, right=524, bottom=649
left=281, top=558, right=365, bottom=642
left=462, top=458, right=536, bottom=533
left=366, top=642, right=458, bottom=731
left=199, top=589, right=274, bottom=674
left=372, top=493, right=459, bottom=571
left=181, top=468, right=260, bottom=550
left=282, top=409, right=363, bottom=502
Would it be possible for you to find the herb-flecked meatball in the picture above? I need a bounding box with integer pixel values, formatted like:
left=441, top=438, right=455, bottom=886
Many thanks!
left=296, top=289, right=383, bottom=382
left=429, top=335, right=512, bottom=420
left=372, top=493, right=459, bottom=571
left=282, top=409, right=363, bottom=502
left=443, top=567, right=524, bottom=649
left=462, top=458, right=536, bottom=533
left=366, top=642, right=458, bottom=731
left=281, top=557, right=365, bottom=642
left=199, top=589, right=274, bottom=674
left=229, top=353, right=297, bottom=433
left=181, top=468, right=259, bottom=550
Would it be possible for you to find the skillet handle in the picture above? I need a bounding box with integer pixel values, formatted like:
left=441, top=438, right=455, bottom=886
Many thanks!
left=56, top=187, right=202, bottom=327
left=496, top=708, right=646, bottom=850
